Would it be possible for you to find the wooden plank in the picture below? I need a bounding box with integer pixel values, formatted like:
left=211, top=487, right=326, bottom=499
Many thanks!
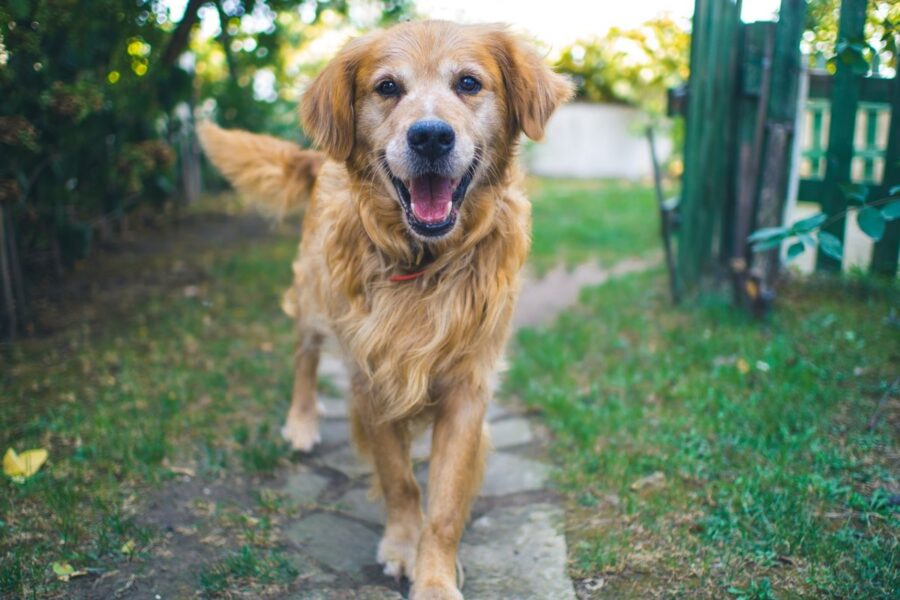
left=728, top=22, right=774, bottom=268
left=798, top=178, right=826, bottom=201
left=870, top=72, right=899, bottom=276
left=677, top=0, right=743, bottom=289
left=816, top=0, right=867, bottom=272
left=808, top=72, right=893, bottom=103
left=753, top=0, right=805, bottom=288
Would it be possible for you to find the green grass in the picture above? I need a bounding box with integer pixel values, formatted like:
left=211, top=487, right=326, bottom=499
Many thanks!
left=4, top=179, right=891, bottom=598
left=199, top=545, right=297, bottom=596
left=1, top=223, right=300, bottom=597
left=527, top=178, right=660, bottom=273
left=505, top=270, right=899, bottom=598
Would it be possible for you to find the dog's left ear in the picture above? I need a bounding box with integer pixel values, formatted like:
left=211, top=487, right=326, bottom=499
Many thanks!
left=300, top=34, right=373, bottom=161
left=492, top=30, right=574, bottom=141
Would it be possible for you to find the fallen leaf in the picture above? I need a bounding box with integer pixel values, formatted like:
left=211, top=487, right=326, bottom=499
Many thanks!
left=51, top=561, right=87, bottom=582
left=736, top=358, right=750, bottom=374
left=630, top=471, right=666, bottom=492
left=4, top=448, right=48, bottom=482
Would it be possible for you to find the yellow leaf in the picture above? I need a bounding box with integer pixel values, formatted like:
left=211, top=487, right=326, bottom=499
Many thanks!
left=121, top=539, right=136, bottom=555
left=736, top=358, right=750, bottom=375
left=3, top=448, right=48, bottom=480
left=51, top=561, right=85, bottom=581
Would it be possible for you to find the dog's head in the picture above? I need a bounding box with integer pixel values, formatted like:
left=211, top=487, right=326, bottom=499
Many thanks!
left=302, top=21, right=572, bottom=241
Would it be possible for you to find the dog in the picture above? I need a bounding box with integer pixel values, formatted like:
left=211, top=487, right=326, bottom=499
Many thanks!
left=198, top=20, right=571, bottom=599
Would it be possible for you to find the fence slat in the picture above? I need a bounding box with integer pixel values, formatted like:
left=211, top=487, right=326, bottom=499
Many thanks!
left=816, top=0, right=867, bottom=272
left=677, top=0, right=743, bottom=289
left=870, top=73, right=899, bottom=276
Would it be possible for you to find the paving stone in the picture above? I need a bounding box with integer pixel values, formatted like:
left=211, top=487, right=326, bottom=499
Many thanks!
left=486, top=400, right=515, bottom=421
left=335, top=486, right=384, bottom=525
left=289, top=585, right=402, bottom=599
left=285, top=512, right=379, bottom=574
left=316, top=445, right=372, bottom=478
left=489, top=417, right=533, bottom=449
left=284, top=555, right=334, bottom=586
left=460, top=503, right=575, bottom=600
left=319, top=419, right=350, bottom=445
left=320, top=397, right=349, bottom=419
left=480, top=452, right=550, bottom=497
left=284, top=468, right=330, bottom=503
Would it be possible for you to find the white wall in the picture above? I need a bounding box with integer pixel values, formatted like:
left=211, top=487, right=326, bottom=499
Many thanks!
left=524, top=102, right=671, bottom=180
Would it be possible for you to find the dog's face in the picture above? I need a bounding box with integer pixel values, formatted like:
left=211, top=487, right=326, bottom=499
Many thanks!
left=301, top=21, right=572, bottom=241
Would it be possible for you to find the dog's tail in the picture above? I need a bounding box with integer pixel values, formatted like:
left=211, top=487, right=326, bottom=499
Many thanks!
left=196, top=121, right=325, bottom=219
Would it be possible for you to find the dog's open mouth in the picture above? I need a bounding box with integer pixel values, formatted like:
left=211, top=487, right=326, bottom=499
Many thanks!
left=387, top=161, right=477, bottom=238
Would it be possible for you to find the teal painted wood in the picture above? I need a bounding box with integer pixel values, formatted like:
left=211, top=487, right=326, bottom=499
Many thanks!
left=753, top=0, right=805, bottom=286
left=871, top=72, right=899, bottom=276
left=677, top=0, right=743, bottom=290
left=815, top=0, right=867, bottom=272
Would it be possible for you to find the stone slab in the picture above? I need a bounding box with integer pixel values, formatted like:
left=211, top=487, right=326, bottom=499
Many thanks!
left=335, top=486, right=384, bottom=525
left=489, top=417, right=533, bottom=449
left=289, top=585, right=402, bottom=600
left=460, top=503, right=576, bottom=600
left=285, top=512, right=379, bottom=575
left=480, top=452, right=550, bottom=497
left=316, top=445, right=372, bottom=479
left=284, top=469, right=330, bottom=504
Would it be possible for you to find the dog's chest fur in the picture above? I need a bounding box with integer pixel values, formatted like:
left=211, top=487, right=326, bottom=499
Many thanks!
left=291, top=162, right=530, bottom=419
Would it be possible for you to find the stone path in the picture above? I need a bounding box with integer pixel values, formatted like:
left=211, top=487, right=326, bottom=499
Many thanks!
left=279, top=258, right=656, bottom=599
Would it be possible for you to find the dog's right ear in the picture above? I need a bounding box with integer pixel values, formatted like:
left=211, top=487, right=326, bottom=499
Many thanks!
left=300, top=35, right=372, bottom=162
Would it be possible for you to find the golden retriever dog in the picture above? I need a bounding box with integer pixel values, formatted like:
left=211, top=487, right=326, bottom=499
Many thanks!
left=198, top=20, right=571, bottom=599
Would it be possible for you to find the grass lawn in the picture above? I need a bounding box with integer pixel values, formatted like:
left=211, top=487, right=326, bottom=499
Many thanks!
left=1, top=209, right=304, bottom=596
left=505, top=270, right=899, bottom=598
left=526, top=178, right=660, bottom=273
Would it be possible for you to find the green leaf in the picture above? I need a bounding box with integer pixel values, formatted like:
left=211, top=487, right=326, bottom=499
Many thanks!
left=786, top=241, right=805, bottom=261
left=882, top=200, right=900, bottom=221
left=818, top=232, right=843, bottom=261
left=840, top=183, right=869, bottom=203
left=790, top=212, right=827, bottom=233
left=857, top=206, right=885, bottom=241
left=52, top=562, right=75, bottom=577
left=747, top=226, right=787, bottom=243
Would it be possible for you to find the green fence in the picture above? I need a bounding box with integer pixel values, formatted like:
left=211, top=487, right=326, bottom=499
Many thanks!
left=675, top=0, right=898, bottom=312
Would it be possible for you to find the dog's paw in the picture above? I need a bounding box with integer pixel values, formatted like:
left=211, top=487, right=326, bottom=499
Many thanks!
left=281, top=417, right=320, bottom=452
left=377, top=533, right=418, bottom=581
left=409, top=582, right=463, bottom=600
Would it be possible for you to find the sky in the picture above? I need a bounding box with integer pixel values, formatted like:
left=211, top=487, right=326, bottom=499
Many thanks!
left=414, top=0, right=781, bottom=49
left=168, top=0, right=784, bottom=50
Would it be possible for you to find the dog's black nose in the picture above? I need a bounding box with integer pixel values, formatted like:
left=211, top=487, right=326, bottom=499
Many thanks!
left=407, top=120, right=455, bottom=160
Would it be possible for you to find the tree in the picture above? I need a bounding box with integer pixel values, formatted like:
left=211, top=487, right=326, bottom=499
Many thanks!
left=0, top=0, right=412, bottom=338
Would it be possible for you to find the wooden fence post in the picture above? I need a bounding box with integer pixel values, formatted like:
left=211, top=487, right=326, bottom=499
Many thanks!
left=870, top=72, right=899, bottom=276
left=677, top=0, right=743, bottom=290
left=753, top=0, right=805, bottom=287
left=816, top=0, right=867, bottom=272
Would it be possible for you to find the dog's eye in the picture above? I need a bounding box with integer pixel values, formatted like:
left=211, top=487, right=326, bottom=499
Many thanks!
left=376, top=79, right=400, bottom=97
left=456, top=75, right=481, bottom=95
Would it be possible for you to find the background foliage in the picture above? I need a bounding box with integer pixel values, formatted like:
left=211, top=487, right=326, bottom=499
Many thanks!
left=0, top=0, right=410, bottom=328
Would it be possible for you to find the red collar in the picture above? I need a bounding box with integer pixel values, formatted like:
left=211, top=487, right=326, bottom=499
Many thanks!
left=389, top=269, right=427, bottom=282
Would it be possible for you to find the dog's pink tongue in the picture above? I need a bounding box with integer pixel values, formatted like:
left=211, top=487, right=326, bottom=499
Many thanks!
left=410, top=175, right=452, bottom=223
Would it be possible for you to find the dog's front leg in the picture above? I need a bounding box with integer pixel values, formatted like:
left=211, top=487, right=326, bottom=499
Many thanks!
left=353, top=384, right=423, bottom=581
left=413, top=382, right=489, bottom=600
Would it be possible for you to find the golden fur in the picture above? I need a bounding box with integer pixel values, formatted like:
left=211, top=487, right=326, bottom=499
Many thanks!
left=198, top=20, right=571, bottom=599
